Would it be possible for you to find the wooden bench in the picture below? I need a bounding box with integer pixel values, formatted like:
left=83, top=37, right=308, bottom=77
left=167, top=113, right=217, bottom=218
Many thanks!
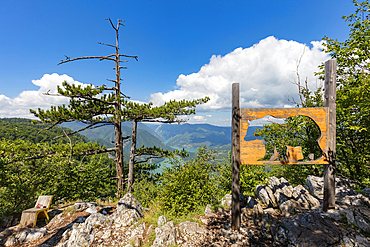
left=20, top=195, right=53, bottom=227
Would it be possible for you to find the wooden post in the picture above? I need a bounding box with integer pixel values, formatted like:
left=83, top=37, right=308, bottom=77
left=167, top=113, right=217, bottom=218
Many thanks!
left=231, top=83, right=240, bottom=230
left=323, top=59, right=337, bottom=211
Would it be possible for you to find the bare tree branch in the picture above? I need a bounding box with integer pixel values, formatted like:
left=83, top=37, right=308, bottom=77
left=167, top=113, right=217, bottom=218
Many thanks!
left=106, top=18, right=118, bottom=31
left=98, top=42, right=116, bottom=48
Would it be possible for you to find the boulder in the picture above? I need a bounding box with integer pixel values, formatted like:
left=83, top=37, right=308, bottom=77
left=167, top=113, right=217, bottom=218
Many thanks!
left=111, top=193, right=144, bottom=225
left=362, top=187, right=370, bottom=197
left=245, top=196, right=257, bottom=209
left=115, top=193, right=144, bottom=218
left=62, top=213, right=112, bottom=247
left=306, top=175, right=324, bottom=199
left=152, top=221, right=177, bottom=247
left=255, top=184, right=277, bottom=208
left=4, top=227, right=47, bottom=246
left=293, top=185, right=320, bottom=210
left=157, top=215, right=167, bottom=227
left=274, top=211, right=370, bottom=246
left=74, top=201, right=98, bottom=212
left=221, top=194, right=232, bottom=208
left=178, top=221, right=205, bottom=235
left=204, top=204, right=213, bottom=217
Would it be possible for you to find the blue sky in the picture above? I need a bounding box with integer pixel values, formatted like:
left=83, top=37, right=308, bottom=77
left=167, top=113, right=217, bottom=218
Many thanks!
left=0, top=0, right=356, bottom=126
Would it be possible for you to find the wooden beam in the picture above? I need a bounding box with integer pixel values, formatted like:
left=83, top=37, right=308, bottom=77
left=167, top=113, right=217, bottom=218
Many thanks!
left=323, top=59, right=337, bottom=211
left=231, top=83, right=240, bottom=230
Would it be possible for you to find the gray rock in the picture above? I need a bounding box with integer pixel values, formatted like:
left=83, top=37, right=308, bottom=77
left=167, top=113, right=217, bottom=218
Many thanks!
left=275, top=211, right=370, bottom=246
left=113, top=209, right=142, bottom=227
left=204, top=204, right=213, bottom=217
left=115, top=193, right=144, bottom=218
left=5, top=227, right=47, bottom=246
left=252, top=203, right=264, bottom=219
left=59, top=213, right=112, bottom=247
left=255, top=184, right=277, bottom=208
left=152, top=221, right=177, bottom=247
left=86, top=205, right=97, bottom=214
left=279, top=199, right=303, bottom=217
left=306, top=175, right=324, bottom=199
left=245, top=196, right=257, bottom=208
left=110, top=193, right=144, bottom=225
left=74, top=201, right=98, bottom=212
left=293, top=185, right=320, bottom=209
left=157, top=215, right=167, bottom=227
left=221, top=194, right=232, bottom=208
left=179, top=221, right=205, bottom=235
left=362, top=187, right=370, bottom=197
left=75, top=217, right=86, bottom=223
left=341, top=209, right=370, bottom=232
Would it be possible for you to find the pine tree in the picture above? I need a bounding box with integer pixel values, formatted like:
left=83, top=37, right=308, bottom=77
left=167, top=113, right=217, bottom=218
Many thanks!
left=31, top=19, right=209, bottom=196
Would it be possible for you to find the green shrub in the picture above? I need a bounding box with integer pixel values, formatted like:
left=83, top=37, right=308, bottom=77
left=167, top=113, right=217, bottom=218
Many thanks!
left=158, top=146, right=222, bottom=216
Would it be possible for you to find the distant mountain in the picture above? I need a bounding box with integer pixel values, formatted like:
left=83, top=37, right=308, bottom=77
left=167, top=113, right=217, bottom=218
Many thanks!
left=59, top=121, right=263, bottom=162
left=60, top=122, right=172, bottom=162
left=0, top=118, right=89, bottom=144
left=154, top=123, right=262, bottom=149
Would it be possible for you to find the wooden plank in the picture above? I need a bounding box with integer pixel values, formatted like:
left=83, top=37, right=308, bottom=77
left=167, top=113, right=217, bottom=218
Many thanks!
left=286, top=146, right=304, bottom=162
left=239, top=107, right=329, bottom=165
left=231, top=83, right=240, bottom=231
left=323, top=59, right=337, bottom=211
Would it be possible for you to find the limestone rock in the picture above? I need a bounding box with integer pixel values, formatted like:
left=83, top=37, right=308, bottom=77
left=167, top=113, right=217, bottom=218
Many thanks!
left=245, top=196, right=257, bottom=209
left=362, top=187, right=370, bottom=197
left=110, top=193, right=144, bottom=226
left=255, top=184, right=277, bottom=208
left=252, top=203, right=264, bottom=219
left=58, top=213, right=112, bottom=247
left=279, top=199, right=303, bottom=217
left=293, top=184, right=320, bottom=210
left=221, top=194, right=232, bottom=208
left=204, top=204, right=213, bottom=217
left=306, top=175, right=324, bottom=199
left=152, top=221, right=177, bottom=247
left=4, top=227, right=47, bottom=246
left=157, top=215, right=167, bottom=227
left=178, top=221, right=205, bottom=235
left=74, top=201, right=98, bottom=212
left=341, top=209, right=370, bottom=232
left=275, top=211, right=370, bottom=246
left=117, top=193, right=143, bottom=217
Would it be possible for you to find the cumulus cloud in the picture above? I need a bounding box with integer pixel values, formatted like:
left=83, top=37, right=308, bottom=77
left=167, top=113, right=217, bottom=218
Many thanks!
left=0, top=73, right=86, bottom=118
left=150, top=36, right=330, bottom=111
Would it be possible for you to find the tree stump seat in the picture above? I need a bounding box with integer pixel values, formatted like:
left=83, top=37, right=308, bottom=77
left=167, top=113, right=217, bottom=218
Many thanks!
left=20, top=195, right=53, bottom=227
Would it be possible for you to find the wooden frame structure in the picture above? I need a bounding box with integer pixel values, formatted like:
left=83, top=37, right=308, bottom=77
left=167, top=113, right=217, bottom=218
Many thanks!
left=231, top=60, right=337, bottom=230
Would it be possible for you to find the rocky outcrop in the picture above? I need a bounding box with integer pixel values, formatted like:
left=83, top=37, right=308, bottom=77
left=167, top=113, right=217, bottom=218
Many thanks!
left=3, top=176, right=370, bottom=247
left=152, top=221, right=177, bottom=247
left=255, top=184, right=277, bottom=208
left=4, top=227, right=47, bottom=246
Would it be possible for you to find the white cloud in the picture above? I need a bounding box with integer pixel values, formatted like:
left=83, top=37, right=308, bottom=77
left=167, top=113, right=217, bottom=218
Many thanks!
left=150, top=36, right=330, bottom=111
left=191, top=116, right=206, bottom=121
left=0, top=73, right=86, bottom=118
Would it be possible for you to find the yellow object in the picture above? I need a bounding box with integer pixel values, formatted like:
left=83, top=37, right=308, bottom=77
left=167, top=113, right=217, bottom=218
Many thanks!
left=20, top=195, right=53, bottom=227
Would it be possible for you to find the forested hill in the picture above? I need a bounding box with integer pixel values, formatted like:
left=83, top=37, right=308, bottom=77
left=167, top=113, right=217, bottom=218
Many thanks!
left=0, top=118, right=89, bottom=144
left=154, top=123, right=262, bottom=149
left=60, top=121, right=172, bottom=162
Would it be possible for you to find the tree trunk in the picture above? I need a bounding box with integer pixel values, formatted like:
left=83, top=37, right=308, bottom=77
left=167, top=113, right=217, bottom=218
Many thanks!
left=127, top=119, right=137, bottom=192
left=114, top=19, right=124, bottom=198
left=114, top=122, right=124, bottom=197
